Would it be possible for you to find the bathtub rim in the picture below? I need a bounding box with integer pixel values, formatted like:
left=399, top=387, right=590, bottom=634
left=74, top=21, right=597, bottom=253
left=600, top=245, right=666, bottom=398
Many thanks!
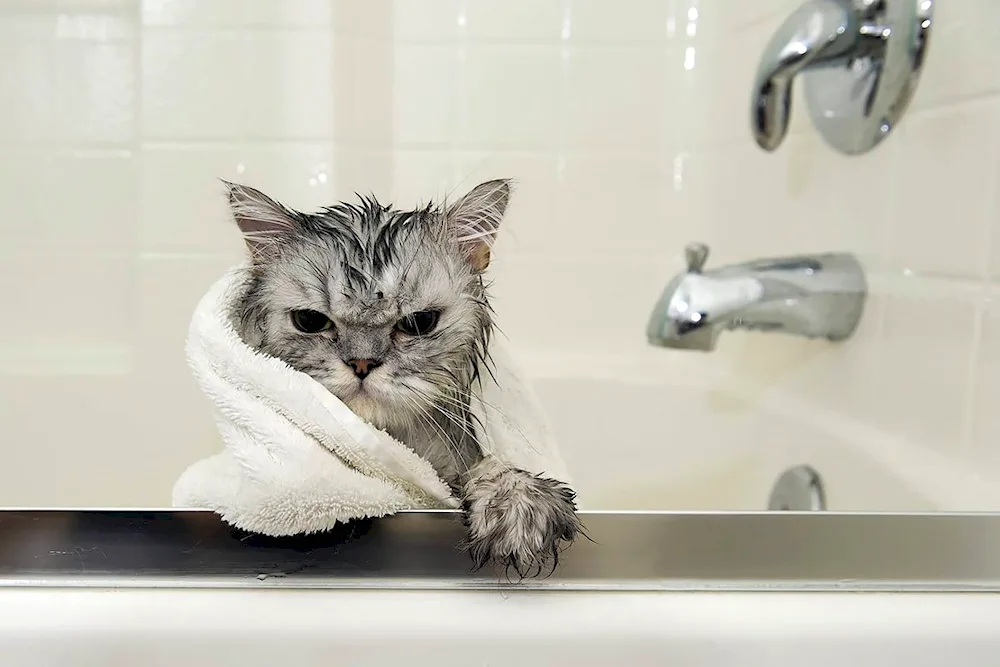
left=0, top=508, right=1000, bottom=592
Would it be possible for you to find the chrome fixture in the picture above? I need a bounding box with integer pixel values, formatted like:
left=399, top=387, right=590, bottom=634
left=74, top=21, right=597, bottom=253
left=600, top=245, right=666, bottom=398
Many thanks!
left=13, top=510, right=1000, bottom=591
left=768, top=465, right=827, bottom=511
left=752, top=0, right=933, bottom=155
left=646, top=243, right=867, bottom=352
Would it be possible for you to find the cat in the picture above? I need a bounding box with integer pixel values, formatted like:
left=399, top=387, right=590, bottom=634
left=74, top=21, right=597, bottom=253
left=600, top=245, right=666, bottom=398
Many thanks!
left=223, top=178, right=580, bottom=576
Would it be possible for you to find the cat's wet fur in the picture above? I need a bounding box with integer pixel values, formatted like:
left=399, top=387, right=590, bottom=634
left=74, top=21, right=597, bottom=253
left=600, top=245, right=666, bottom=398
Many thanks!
left=224, top=178, right=580, bottom=576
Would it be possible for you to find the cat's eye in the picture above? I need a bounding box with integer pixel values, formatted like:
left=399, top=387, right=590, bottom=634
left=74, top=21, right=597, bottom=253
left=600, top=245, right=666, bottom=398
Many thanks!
left=396, top=310, right=440, bottom=336
left=290, top=309, right=334, bottom=334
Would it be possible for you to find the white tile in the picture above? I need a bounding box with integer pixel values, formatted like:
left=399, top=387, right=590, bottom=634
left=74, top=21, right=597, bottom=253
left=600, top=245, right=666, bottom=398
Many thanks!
left=546, top=153, right=667, bottom=259
left=876, top=292, right=977, bottom=454
left=675, top=141, right=791, bottom=266
left=56, top=41, right=136, bottom=143
left=569, top=0, right=669, bottom=43
left=459, top=46, right=561, bottom=148
left=141, top=0, right=242, bottom=26
left=390, top=149, right=466, bottom=204
left=392, top=45, right=459, bottom=145
left=25, top=0, right=134, bottom=11
left=562, top=47, right=665, bottom=149
left=0, top=377, right=151, bottom=505
left=891, top=101, right=1000, bottom=279
left=779, top=131, right=895, bottom=267
left=391, top=0, right=463, bottom=42
left=134, top=259, right=249, bottom=505
left=243, top=31, right=335, bottom=140
left=141, top=32, right=244, bottom=139
left=0, top=17, right=136, bottom=143
left=333, top=0, right=391, bottom=39
left=333, top=37, right=393, bottom=145
left=135, top=256, right=231, bottom=357
left=0, top=255, right=134, bottom=350
left=238, top=142, right=337, bottom=213
left=243, top=0, right=333, bottom=27
left=676, top=0, right=797, bottom=50
left=139, top=145, right=244, bottom=255
left=659, top=147, right=700, bottom=262
left=332, top=148, right=392, bottom=200
left=489, top=257, right=661, bottom=353
left=992, top=194, right=1000, bottom=281
left=677, top=129, right=894, bottom=271
left=908, top=0, right=1000, bottom=110
left=737, top=293, right=887, bottom=426
left=664, top=31, right=765, bottom=148
left=0, top=149, right=137, bottom=255
left=972, top=298, right=1000, bottom=464
left=464, top=0, right=563, bottom=41
left=0, top=21, right=50, bottom=143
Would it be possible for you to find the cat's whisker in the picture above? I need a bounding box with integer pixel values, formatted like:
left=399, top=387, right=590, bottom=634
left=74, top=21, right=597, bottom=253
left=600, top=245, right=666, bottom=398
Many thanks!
left=419, top=388, right=544, bottom=459
left=399, top=387, right=478, bottom=479
left=425, top=392, right=522, bottom=457
left=405, top=383, right=505, bottom=464
left=401, top=380, right=477, bottom=438
left=398, top=392, right=464, bottom=477
left=403, top=383, right=475, bottom=438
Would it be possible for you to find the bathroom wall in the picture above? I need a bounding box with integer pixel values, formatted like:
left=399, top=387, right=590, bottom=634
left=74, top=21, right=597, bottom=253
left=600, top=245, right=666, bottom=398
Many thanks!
left=0, top=0, right=997, bottom=507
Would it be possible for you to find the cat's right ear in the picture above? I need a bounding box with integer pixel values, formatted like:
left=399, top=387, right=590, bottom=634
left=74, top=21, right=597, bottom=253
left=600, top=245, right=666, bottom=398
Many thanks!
left=222, top=180, right=298, bottom=261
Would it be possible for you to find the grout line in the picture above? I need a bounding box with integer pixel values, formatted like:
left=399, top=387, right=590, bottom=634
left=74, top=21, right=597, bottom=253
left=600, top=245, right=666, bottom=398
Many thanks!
left=121, top=142, right=759, bottom=155
left=137, top=26, right=334, bottom=36
left=390, top=37, right=703, bottom=47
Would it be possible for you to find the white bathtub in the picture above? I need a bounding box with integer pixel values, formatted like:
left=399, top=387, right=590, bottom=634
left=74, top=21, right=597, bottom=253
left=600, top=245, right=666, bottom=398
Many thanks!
left=2, top=355, right=1000, bottom=665
left=2, top=588, right=1000, bottom=666
left=3, top=351, right=1000, bottom=665
left=528, top=350, right=1000, bottom=512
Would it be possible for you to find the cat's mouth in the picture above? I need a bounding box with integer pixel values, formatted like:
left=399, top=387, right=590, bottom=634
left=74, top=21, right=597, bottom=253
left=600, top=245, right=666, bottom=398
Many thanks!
left=346, top=394, right=375, bottom=420
left=342, top=389, right=402, bottom=430
left=341, top=382, right=372, bottom=403
left=326, top=370, right=418, bottom=426
left=338, top=379, right=396, bottom=423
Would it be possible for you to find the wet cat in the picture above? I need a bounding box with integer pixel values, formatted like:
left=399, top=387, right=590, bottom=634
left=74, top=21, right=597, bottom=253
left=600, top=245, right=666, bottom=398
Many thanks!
left=224, top=178, right=580, bottom=575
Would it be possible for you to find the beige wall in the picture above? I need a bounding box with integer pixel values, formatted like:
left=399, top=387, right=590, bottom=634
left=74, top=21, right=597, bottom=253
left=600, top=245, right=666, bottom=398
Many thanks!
left=0, top=0, right=996, bottom=508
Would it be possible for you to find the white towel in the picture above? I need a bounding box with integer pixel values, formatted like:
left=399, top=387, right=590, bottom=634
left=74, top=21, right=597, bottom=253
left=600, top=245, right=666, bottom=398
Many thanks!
left=172, top=266, right=571, bottom=536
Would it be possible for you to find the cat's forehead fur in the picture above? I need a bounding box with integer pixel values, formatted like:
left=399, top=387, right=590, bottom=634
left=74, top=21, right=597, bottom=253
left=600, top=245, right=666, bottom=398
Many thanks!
left=258, top=197, right=473, bottom=324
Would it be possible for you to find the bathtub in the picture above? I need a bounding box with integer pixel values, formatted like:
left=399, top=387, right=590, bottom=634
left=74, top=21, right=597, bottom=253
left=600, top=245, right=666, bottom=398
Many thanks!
left=3, top=588, right=1000, bottom=666
left=528, top=348, right=1000, bottom=512
left=5, top=351, right=1000, bottom=664
left=1, top=510, right=1000, bottom=665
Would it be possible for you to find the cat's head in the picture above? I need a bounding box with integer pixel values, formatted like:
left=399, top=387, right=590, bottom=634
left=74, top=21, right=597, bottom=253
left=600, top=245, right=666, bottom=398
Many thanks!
left=225, top=179, right=511, bottom=430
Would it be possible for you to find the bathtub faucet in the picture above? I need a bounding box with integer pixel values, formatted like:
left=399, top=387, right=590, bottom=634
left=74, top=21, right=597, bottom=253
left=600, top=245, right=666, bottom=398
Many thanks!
left=646, top=243, right=867, bottom=352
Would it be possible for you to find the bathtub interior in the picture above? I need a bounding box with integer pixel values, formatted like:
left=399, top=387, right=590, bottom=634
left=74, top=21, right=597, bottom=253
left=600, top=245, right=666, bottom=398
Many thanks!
left=531, top=365, right=986, bottom=513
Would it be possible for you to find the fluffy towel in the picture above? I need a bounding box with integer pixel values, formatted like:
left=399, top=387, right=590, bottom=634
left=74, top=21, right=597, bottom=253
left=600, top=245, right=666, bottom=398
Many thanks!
left=172, top=266, right=571, bottom=536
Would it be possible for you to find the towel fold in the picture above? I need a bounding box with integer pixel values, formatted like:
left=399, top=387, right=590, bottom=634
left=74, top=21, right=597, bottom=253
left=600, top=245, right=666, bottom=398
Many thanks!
left=172, top=266, right=570, bottom=536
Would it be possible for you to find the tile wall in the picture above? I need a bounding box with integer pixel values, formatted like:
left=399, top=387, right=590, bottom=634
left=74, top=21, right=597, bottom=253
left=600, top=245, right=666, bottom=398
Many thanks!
left=0, top=0, right=997, bottom=507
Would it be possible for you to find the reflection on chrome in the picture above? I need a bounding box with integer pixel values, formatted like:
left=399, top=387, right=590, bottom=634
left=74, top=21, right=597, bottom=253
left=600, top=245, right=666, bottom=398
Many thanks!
left=647, top=242, right=866, bottom=352
left=0, top=510, right=999, bottom=591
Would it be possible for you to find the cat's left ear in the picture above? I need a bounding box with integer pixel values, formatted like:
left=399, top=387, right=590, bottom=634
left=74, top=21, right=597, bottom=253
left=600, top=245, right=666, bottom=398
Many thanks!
left=222, top=180, right=299, bottom=262
left=445, top=179, right=512, bottom=272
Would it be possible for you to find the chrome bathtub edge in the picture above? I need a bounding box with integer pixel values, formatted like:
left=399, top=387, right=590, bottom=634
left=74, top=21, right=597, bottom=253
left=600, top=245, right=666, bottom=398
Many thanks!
left=2, top=509, right=1000, bottom=592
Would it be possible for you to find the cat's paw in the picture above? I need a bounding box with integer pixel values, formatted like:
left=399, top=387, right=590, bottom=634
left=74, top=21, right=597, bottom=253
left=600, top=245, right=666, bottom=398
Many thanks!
left=462, top=466, right=580, bottom=578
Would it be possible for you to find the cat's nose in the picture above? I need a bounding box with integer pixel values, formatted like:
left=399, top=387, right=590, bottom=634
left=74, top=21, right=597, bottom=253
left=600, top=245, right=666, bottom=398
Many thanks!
left=346, top=358, right=381, bottom=380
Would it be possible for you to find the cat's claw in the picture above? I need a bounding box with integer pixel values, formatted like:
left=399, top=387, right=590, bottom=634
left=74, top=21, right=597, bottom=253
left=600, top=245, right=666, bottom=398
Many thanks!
left=462, top=466, right=581, bottom=579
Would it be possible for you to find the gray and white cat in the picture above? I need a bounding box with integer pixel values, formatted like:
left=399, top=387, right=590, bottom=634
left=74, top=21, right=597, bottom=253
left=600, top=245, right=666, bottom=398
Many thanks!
left=223, top=178, right=580, bottom=576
